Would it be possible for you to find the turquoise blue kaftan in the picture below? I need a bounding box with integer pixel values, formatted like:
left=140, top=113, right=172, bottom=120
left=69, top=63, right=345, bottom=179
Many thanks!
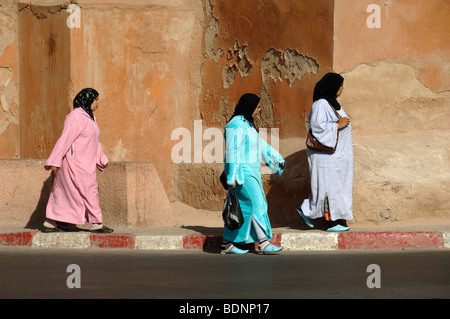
left=223, top=116, right=285, bottom=244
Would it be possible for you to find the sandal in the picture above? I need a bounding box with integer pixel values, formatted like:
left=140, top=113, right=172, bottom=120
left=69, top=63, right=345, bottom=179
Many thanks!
left=296, top=206, right=314, bottom=228
left=90, top=226, right=114, bottom=233
left=326, top=224, right=349, bottom=232
left=43, top=226, right=65, bottom=233
left=221, top=243, right=248, bottom=254
left=258, top=243, right=283, bottom=254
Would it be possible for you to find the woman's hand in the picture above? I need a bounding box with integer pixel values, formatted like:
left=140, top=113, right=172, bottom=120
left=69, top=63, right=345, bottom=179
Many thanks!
left=338, top=117, right=350, bottom=129
left=50, top=166, right=60, bottom=174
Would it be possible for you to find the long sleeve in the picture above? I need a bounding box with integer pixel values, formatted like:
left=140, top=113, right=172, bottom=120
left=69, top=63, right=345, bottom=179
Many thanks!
left=260, top=138, right=285, bottom=176
left=96, top=142, right=109, bottom=171
left=309, top=99, right=339, bottom=149
left=224, top=126, right=245, bottom=185
left=45, top=112, right=82, bottom=170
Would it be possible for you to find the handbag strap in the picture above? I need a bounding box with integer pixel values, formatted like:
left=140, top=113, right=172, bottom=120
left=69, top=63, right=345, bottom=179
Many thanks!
left=327, top=102, right=341, bottom=119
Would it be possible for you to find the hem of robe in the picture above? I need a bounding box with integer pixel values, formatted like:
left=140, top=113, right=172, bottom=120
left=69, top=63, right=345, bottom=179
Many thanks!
left=222, top=176, right=273, bottom=244
left=223, top=213, right=273, bottom=244
left=300, top=196, right=353, bottom=221
left=45, top=210, right=103, bottom=225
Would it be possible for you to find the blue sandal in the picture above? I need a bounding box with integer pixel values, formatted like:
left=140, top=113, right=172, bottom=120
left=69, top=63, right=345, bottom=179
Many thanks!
left=327, top=224, right=349, bottom=232
left=296, top=206, right=314, bottom=228
left=221, top=244, right=249, bottom=255
left=258, top=244, right=283, bottom=254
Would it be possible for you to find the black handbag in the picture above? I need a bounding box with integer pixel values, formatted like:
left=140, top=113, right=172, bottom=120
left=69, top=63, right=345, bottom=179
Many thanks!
left=222, top=188, right=244, bottom=230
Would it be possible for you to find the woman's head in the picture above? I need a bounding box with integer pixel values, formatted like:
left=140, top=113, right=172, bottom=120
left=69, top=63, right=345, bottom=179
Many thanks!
left=313, top=73, right=344, bottom=110
left=73, top=88, right=99, bottom=120
left=231, top=93, right=261, bottom=127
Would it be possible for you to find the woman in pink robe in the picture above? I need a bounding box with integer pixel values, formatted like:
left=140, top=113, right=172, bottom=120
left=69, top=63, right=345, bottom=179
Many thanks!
left=43, top=88, right=113, bottom=233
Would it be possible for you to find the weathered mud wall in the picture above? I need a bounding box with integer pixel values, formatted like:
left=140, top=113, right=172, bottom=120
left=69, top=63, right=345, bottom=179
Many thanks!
left=68, top=1, right=205, bottom=199
left=12, top=0, right=205, bottom=201
left=335, top=0, right=450, bottom=225
left=0, top=0, right=448, bottom=227
left=176, top=0, right=335, bottom=222
left=0, top=0, right=20, bottom=158
left=19, top=4, right=71, bottom=159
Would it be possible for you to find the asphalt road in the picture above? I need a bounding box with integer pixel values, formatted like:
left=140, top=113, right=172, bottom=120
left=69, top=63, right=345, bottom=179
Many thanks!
left=0, top=247, right=449, bottom=301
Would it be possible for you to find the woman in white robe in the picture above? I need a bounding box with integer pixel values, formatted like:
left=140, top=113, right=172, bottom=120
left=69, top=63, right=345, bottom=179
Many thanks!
left=297, top=73, right=354, bottom=231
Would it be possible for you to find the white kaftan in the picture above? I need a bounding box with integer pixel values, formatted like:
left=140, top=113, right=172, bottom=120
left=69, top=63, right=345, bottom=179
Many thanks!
left=300, top=99, right=354, bottom=221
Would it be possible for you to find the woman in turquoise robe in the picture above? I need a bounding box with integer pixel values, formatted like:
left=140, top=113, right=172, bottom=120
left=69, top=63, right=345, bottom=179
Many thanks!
left=222, top=93, right=285, bottom=254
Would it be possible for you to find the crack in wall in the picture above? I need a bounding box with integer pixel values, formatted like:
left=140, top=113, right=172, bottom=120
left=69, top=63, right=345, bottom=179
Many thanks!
left=18, top=2, right=69, bottom=19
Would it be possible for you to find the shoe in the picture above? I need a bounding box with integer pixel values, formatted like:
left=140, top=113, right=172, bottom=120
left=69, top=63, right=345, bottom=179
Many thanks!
left=42, top=219, right=66, bottom=233
left=221, top=244, right=248, bottom=254
left=43, top=226, right=64, bottom=233
left=258, top=244, right=283, bottom=254
left=90, top=226, right=114, bottom=233
left=296, top=206, right=314, bottom=228
left=326, top=224, right=349, bottom=232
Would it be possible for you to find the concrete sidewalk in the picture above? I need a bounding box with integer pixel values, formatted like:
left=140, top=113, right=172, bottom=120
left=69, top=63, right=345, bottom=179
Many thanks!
left=1, top=223, right=449, bottom=251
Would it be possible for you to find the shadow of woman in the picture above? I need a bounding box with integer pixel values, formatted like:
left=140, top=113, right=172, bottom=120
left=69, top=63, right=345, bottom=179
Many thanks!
left=25, top=173, right=54, bottom=230
left=264, top=149, right=325, bottom=229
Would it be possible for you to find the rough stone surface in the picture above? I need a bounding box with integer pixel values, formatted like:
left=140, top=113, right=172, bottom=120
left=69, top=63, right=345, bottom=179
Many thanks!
left=281, top=232, right=339, bottom=250
left=32, top=232, right=91, bottom=249
left=340, top=62, right=450, bottom=224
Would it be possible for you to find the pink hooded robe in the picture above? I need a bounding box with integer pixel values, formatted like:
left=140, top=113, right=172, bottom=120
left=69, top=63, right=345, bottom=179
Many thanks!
left=45, top=107, right=109, bottom=224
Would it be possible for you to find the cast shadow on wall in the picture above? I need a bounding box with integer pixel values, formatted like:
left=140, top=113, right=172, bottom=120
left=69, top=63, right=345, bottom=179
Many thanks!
left=265, top=149, right=313, bottom=229
left=25, top=173, right=54, bottom=230
left=265, top=149, right=331, bottom=230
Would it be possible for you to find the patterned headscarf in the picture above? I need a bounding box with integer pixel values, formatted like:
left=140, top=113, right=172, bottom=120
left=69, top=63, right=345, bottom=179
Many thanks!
left=73, top=88, right=99, bottom=120
left=313, top=73, right=344, bottom=110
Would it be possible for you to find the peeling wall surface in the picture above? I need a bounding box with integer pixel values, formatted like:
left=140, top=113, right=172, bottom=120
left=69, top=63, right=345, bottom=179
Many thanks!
left=0, top=0, right=449, bottom=227
left=0, top=0, right=20, bottom=158
left=201, top=0, right=333, bottom=135
left=180, top=0, right=334, bottom=219
left=335, top=0, right=450, bottom=225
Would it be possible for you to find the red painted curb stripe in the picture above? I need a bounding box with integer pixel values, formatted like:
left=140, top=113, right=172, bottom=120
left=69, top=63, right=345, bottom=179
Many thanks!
left=182, top=234, right=222, bottom=250
left=0, top=231, right=37, bottom=247
left=89, top=234, right=136, bottom=249
left=338, top=232, right=444, bottom=250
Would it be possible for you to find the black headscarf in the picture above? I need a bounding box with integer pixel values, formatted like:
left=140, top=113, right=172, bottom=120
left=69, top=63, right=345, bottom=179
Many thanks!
left=230, top=93, right=260, bottom=129
left=73, top=88, right=99, bottom=121
left=313, top=73, right=344, bottom=110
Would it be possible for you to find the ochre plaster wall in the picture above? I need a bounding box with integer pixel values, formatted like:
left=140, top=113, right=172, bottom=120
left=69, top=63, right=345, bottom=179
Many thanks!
left=14, top=1, right=205, bottom=202
left=177, top=0, right=336, bottom=226
left=0, top=0, right=20, bottom=159
left=0, top=0, right=449, bottom=227
left=201, top=0, right=334, bottom=136
left=68, top=1, right=205, bottom=199
left=334, top=0, right=450, bottom=92
left=19, top=4, right=71, bottom=159
left=335, top=0, right=450, bottom=224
